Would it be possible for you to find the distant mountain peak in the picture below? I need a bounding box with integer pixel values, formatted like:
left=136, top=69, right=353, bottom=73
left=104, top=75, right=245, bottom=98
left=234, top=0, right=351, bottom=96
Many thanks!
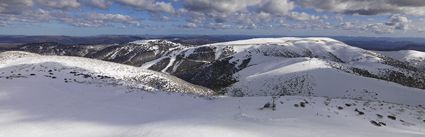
left=129, top=39, right=180, bottom=45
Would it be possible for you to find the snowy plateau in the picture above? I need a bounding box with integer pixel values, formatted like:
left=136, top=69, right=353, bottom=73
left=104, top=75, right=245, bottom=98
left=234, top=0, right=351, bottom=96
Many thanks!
left=0, top=38, right=425, bottom=137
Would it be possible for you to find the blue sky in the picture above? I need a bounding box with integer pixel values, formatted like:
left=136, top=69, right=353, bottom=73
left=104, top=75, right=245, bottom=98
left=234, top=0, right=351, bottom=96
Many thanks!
left=1, top=0, right=425, bottom=37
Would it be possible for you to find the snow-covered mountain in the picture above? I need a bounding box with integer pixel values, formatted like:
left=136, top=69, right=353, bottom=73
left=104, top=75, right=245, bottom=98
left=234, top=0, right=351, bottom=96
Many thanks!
left=141, top=37, right=425, bottom=105
left=8, top=38, right=425, bottom=102
left=377, top=50, right=425, bottom=70
left=1, top=39, right=425, bottom=137
left=17, top=40, right=186, bottom=66
left=0, top=51, right=213, bottom=95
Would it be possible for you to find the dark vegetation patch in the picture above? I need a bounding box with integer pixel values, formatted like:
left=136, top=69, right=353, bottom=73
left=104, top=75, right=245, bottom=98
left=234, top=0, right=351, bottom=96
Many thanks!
left=370, top=120, right=382, bottom=127
left=355, top=108, right=365, bottom=115
left=387, top=115, right=397, bottom=120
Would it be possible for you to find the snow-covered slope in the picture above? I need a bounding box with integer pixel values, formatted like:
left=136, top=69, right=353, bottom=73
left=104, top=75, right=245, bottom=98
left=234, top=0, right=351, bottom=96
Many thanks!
left=0, top=51, right=40, bottom=62
left=143, top=37, right=425, bottom=105
left=0, top=51, right=213, bottom=95
left=0, top=75, right=424, bottom=137
left=225, top=56, right=425, bottom=105
left=378, top=50, right=425, bottom=70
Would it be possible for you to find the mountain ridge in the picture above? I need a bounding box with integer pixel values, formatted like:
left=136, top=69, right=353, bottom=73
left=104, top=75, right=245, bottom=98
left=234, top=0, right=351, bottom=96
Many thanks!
left=2, top=38, right=425, bottom=101
left=0, top=51, right=213, bottom=96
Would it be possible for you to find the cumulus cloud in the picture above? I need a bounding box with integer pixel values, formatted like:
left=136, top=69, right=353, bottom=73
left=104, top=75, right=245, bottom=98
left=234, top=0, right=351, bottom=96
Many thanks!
left=0, top=0, right=176, bottom=14
left=36, top=0, right=80, bottom=10
left=0, top=8, right=142, bottom=28
left=85, top=0, right=111, bottom=9
left=339, top=22, right=356, bottom=30
left=180, top=22, right=197, bottom=28
left=0, top=0, right=423, bottom=35
left=0, top=0, right=81, bottom=12
left=297, top=0, right=425, bottom=16
left=259, top=0, right=294, bottom=16
left=114, top=0, right=175, bottom=13
left=363, top=23, right=395, bottom=34
left=179, top=0, right=297, bottom=30
left=288, top=12, right=320, bottom=21
left=385, top=14, right=410, bottom=30
left=362, top=15, right=410, bottom=34
left=333, top=15, right=411, bottom=34
left=83, top=13, right=141, bottom=26
left=0, top=0, right=171, bottom=28
left=54, top=13, right=141, bottom=27
left=183, top=0, right=261, bottom=13
left=0, top=0, right=33, bottom=14
left=387, top=0, right=425, bottom=7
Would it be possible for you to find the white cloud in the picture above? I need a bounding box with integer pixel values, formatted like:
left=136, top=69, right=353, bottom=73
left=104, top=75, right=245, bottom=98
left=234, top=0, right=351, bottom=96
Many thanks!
left=259, top=0, right=294, bottom=16
left=114, top=0, right=175, bottom=13
left=363, top=23, right=395, bottom=34
left=333, top=15, right=411, bottom=34
left=0, top=9, right=142, bottom=28
left=85, top=0, right=111, bottom=9
left=339, top=22, right=356, bottom=30
left=297, top=0, right=425, bottom=16
left=386, top=14, right=410, bottom=30
left=0, top=0, right=33, bottom=14
left=36, top=0, right=80, bottom=10
left=183, top=0, right=261, bottom=13
left=288, top=12, right=320, bottom=21
left=0, top=0, right=423, bottom=35
left=180, top=22, right=197, bottom=28
left=179, top=0, right=297, bottom=29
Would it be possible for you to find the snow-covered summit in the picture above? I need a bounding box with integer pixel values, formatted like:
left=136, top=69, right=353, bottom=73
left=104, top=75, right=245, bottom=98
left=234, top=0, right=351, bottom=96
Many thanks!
left=129, top=39, right=162, bottom=45
left=129, top=39, right=182, bottom=46
left=210, top=37, right=341, bottom=46
left=207, top=37, right=382, bottom=64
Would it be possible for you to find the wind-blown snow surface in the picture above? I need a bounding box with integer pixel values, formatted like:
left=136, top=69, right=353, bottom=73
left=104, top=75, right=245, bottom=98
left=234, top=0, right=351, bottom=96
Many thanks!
left=1, top=72, right=425, bottom=137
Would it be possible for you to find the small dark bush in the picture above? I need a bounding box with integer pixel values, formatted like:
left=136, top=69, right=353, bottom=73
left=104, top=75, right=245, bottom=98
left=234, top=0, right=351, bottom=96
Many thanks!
left=376, top=114, right=383, bottom=118
left=370, top=120, right=381, bottom=127
left=300, top=102, right=306, bottom=108
left=263, top=102, right=271, bottom=108
left=387, top=115, right=396, bottom=120
left=355, top=109, right=364, bottom=115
